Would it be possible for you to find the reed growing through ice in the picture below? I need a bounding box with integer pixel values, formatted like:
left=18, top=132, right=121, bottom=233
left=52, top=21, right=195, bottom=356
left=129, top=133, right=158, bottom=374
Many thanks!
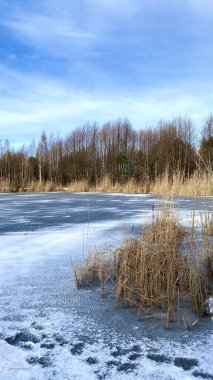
left=73, top=203, right=213, bottom=329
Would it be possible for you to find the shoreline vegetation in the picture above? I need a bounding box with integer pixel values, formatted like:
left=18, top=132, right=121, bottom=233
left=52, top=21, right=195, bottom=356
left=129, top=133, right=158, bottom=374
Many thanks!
left=0, top=170, right=212, bottom=196
left=0, top=116, right=212, bottom=196
left=73, top=203, right=213, bottom=330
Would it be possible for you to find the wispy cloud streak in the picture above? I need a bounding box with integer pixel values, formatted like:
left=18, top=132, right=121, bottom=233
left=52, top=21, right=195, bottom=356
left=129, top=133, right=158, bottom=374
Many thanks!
left=0, top=0, right=213, bottom=144
left=0, top=65, right=212, bottom=143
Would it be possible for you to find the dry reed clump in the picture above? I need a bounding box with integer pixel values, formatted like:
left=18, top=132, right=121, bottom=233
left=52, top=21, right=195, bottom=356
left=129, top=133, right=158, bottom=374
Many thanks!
left=206, top=219, right=213, bottom=237
left=1, top=169, right=212, bottom=195
left=72, top=249, right=114, bottom=297
left=26, top=180, right=60, bottom=192
left=151, top=170, right=213, bottom=196
left=87, top=175, right=150, bottom=194
left=0, top=180, right=11, bottom=193
left=66, top=170, right=212, bottom=195
left=73, top=205, right=213, bottom=329
left=201, top=213, right=213, bottom=287
left=66, top=179, right=90, bottom=192
left=114, top=207, right=187, bottom=327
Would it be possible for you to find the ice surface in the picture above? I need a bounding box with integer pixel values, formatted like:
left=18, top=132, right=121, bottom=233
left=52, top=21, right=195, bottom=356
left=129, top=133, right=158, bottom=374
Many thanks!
left=0, top=193, right=212, bottom=379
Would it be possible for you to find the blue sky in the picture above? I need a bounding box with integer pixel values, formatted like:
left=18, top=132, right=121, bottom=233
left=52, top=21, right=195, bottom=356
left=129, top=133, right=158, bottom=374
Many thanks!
left=0, top=0, right=213, bottom=146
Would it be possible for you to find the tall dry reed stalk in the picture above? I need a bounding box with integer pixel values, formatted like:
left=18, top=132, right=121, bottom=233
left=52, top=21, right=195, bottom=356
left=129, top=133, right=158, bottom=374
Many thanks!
left=151, top=170, right=213, bottom=196
left=72, top=249, right=114, bottom=296
left=0, top=170, right=212, bottom=195
left=66, top=180, right=90, bottom=192
left=26, top=180, right=59, bottom=192
left=0, top=180, right=11, bottom=193
left=73, top=204, right=213, bottom=329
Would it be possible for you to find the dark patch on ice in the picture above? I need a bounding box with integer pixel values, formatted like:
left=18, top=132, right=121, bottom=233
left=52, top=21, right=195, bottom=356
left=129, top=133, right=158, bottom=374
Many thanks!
left=5, top=331, right=40, bottom=346
left=147, top=353, right=172, bottom=364
left=36, top=310, right=46, bottom=318
left=20, top=342, right=33, bottom=350
left=78, top=334, right=94, bottom=345
left=31, top=322, right=44, bottom=330
left=86, top=357, right=99, bottom=365
left=131, top=344, right=141, bottom=353
left=106, top=360, right=118, bottom=367
left=70, top=342, right=84, bottom=355
left=3, top=314, right=26, bottom=322
left=111, top=346, right=130, bottom=357
left=27, top=355, right=51, bottom=367
left=147, top=347, right=158, bottom=353
left=53, top=333, right=68, bottom=346
left=193, top=371, right=213, bottom=379
left=117, top=362, right=137, bottom=373
left=128, top=353, right=141, bottom=361
left=40, top=342, right=55, bottom=349
left=174, top=357, right=198, bottom=371
left=94, top=371, right=106, bottom=380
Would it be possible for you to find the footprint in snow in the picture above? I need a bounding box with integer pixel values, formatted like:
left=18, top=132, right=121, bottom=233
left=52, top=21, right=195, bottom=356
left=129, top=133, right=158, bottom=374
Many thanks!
left=106, top=360, right=118, bottom=368
left=147, top=353, right=172, bottom=364
left=174, top=357, right=198, bottom=371
left=31, top=321, right=44, bottom=330
left=70, top=342, right=84, bottom=355
left=111, top=346, right=130, bottom=358
left=117, top=362, right=137, bottom=373
left=128, top=353, right=141, bottom=361
left=26, top=355, right=51, bottom=368
left=52, top=333, right=68, bottom=346
left=86, top=357, right=99, bottom=365
left=5, top=331, right=40, bottom=346
left=192, top=370, right=213, bottom=379
left=40, top=342, right=55, bottom=349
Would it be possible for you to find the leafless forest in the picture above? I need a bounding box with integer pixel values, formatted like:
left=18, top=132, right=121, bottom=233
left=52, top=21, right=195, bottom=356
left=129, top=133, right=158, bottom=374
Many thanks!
left=0, top=116, right=212, bottom=192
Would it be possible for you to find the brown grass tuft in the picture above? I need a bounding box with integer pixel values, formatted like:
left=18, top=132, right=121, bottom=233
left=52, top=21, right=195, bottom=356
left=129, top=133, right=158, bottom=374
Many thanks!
left=1, top=169, right=212, bottom=196
left=151, top=170, right=213, bottom=196
left=73, top=204, right=213, bottom=329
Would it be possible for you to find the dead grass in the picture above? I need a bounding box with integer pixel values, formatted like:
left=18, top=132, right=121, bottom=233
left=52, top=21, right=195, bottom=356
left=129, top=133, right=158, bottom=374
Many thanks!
left=0, top=170, right=212, bottom=195
left=73, top=204, right=213, bottom=329
left=0, top=180, right=11, bottom=193
left=72, top=249, right=114, bottom=297
left=26, top=180, right=60, bottom=192
left=93, top=175, right=149, bottom=194
left=66, top=180, right=90, bottom=192
left=151, top=170, right=213, bottom=196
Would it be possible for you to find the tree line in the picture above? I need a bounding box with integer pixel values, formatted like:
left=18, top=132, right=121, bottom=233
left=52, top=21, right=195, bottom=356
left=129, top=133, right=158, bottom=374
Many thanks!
left=0, top=115, right=212, bottom=188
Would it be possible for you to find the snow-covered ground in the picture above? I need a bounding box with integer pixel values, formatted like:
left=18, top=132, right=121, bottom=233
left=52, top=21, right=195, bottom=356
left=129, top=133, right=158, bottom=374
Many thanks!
left=0, top=192, right=212, bottom=380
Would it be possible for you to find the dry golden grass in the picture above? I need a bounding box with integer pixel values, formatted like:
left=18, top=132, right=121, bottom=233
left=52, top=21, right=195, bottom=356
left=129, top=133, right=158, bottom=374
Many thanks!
left=66, top=180, right=90, bottom=192
left=151, top=170, right=213, bottom=196
left=26, top=180, right=60, bottom=192
left=201, top=213, right=213, bottom=289
left=206, top=220, right=213, bottom=237
left=73, top=204, right=213, bottom=329
left=0, top=180, right=63, bottom=193
left=72, top=249, right=114, bottom=297
left=94, top=175, right=149, bottom=194
left=0, top=170, right=212, bottom=195
left=0, top=180, right=11, bottom=193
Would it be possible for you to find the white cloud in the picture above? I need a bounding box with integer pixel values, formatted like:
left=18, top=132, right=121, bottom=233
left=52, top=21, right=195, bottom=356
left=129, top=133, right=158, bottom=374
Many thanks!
left=4, top=16, right=93, bottom=40
left=0, top=0, right=213, bottom=142
left=1, top=11, right=96, bottom=56
left=0, top=65, right=212, bottom=141
left=0, top=0, right=145, bottom=56
left=87, top=0, right=141, bottom=15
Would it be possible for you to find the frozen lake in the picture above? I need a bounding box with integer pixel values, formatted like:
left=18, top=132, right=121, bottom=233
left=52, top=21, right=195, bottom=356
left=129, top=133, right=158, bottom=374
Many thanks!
left=0, top=192, right=212, bottom=380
